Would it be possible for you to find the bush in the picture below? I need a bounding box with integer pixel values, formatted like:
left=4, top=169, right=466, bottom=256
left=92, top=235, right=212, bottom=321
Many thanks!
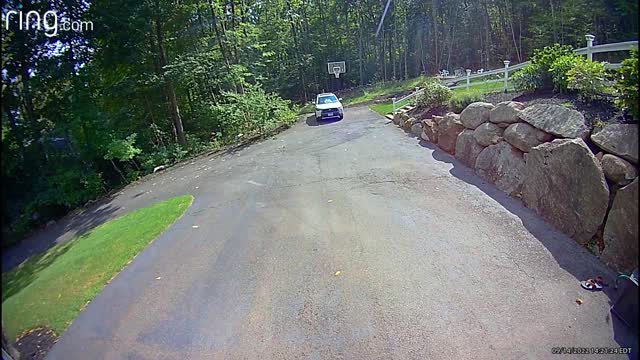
left=550, top=53, right=582, bottom=92
left=531, top=44, right=574, bottom=89
left=448, top=90, right=484, bottom=112
left=567, top=58, right=609, bottom=101
left=417, top=81, right=453, bottom=108
left=512, top=63, right=544, bottom=93
left=212, top=84, right=297, bottom=141
left=614, top=49, right=639, bottom=119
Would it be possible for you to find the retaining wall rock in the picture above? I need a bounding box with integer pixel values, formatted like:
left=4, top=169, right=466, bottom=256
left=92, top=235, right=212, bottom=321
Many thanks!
left=518, top=104, right=589, bottom=139
left=455, top=130, right=485, bottom=168
left=437, top=113, right=465, bottom=154
left=473, top=123, right=505, bottom=147
left=591, top=124, right=638, bottom=164
left=475, top=142, right=526, bottom=196
left=503, top=122, right=554, bottom=152
left=600, top=178, right=639, bottom=272
left=460, top=102, right=495, bottom=129
left=522, top=138, right=609, bottom=244
left=489, top=101, right=525, bottom=124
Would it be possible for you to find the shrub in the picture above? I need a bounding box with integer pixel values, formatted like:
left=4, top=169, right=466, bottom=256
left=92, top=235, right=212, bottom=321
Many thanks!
left=531, top=44, right=573, bottom=89
left=212, top=84, right=297, bottom=141
left=512, top=63, right=544, bottom=93
left=417, top=81, right=453, bottom=108
left=614, top=49, right=639, bottom=119
left=448, top=90, right=484, bottom=112
left=550, top=53, right=582, bottom=92
left=567, top=58, right=609, bottom=101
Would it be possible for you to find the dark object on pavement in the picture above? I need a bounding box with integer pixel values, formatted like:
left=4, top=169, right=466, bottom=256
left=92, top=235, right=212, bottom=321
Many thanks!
left=611, top=269, right=639, bottom=332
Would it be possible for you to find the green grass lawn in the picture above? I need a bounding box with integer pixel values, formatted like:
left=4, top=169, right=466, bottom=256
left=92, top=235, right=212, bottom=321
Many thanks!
left=452, top=80, right=514, bottom=94
left=342, top=77, right=427, bottom=107
left=1, top=195, right=194, bottom=340
left=369, top=98, right=413, bottom=116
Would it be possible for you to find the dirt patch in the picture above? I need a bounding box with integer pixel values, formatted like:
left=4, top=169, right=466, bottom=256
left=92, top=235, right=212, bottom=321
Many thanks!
left=411, top=90, right=634, bottom=132
left=512, top=91, right=632, bottom=130
left=409, top=105, right=448, bottom=120
left=14, top=327, right=58, bottom=360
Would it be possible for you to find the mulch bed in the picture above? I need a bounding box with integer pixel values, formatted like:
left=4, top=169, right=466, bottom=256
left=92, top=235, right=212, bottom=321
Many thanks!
left=408, top=105, right=448, bottom=120
left=476, top=90, right=633, bottom=131
left=13, top=327, right=58, bottom=360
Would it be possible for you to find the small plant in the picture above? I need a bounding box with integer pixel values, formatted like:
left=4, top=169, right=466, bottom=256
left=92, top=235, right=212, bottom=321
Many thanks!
left=417, top=81, right=453, bottom=108
left=512, top=63, right=544, bottom=93
left=567, top=58, right=609, bottom=101
left=614, top=49, right=639, bottom=119
left=550, top=53, right=582, bottom=93
left=448, top=90, right=484, bottom=112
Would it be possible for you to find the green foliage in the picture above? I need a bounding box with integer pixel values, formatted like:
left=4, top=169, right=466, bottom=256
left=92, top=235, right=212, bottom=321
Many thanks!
left=614, top=50, right=639, bottom=119
left=550, top=53, right=582, bottom=92
left=517, top=44, right=575, bottom=91
left=417, top=81, right=453, bottom=108
left=512, top=63, right=544, bottom=93
left=211, top=84, right=297, bottom=141
left=567, top=58, right=609, bottom=101
left=103, top=134, right=142, bottom=161
left=448, top=90, right=484, bottom=112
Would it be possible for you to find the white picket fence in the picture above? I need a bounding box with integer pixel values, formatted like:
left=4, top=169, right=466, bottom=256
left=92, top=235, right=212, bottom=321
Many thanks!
left=392, top=35, right=638, bottom=114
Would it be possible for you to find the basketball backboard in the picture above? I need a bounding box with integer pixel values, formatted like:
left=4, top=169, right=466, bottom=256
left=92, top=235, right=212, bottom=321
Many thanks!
left=327, top=61, right=346, bottom=78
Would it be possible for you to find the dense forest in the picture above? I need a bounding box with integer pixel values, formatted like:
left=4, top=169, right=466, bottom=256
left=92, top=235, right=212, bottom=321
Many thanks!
left=1, top=0, right=638, bottom=244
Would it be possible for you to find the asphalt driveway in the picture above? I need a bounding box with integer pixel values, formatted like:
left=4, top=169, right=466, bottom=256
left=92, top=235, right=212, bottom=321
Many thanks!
left=34, top=106, right=637, bottom=359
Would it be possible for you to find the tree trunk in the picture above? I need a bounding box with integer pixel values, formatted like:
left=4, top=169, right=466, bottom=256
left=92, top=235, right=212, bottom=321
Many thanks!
left=110, top=159, right=127, bottom=183
left=154, top=15, right=187, bottom=146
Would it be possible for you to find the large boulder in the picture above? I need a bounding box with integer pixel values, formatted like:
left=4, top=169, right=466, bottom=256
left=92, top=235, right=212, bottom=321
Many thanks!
left=411, top=121, right=423, bottom=136
left=600, top=178, right=639, bottom=272
left=600, top=154, right=638, bottom=186
left=396, top=112, right=410, bottom=127
left=475, top=142, right=526, bottom=196
left=421, top=118, right=439, bottom=143
left=455, top=130, right=485, bottom=168
left=473, top=123, right=505, bottom=147
left=392, top=112, right=403, bottom=125
left=522, top=138, right=610, bottom=244
left=590, top=124, right=638, bottom=164
left=460, top=102, right=495, bottom=129
left=437, top=113, right=465, bottom=154
left=403, top=117, right=417, bottom=132
left=518, top=104, right=589, bottom=139
left=503, top=122, right=554, bottom=152
left=489, top=101, right=525, bottom=124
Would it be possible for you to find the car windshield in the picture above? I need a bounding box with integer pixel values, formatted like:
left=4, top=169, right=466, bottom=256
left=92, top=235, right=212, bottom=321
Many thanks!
left=318, top=95, right=338, bottom=104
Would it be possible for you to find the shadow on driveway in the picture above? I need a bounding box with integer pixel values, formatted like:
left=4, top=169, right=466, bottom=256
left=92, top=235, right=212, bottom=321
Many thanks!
left=2, top=199, right=120, bottom=273
left=305, top=114, right=343, bottom=127
left=415, top=138, right=638, bottom=357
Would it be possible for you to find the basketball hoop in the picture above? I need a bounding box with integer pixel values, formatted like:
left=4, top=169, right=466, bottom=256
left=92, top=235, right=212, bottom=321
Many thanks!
left=327, top=61, right=346, bottom=79
left=332, top=66, right=341, bottom=78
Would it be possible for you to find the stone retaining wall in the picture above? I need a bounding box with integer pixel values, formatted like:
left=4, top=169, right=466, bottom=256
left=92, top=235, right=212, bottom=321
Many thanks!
left=395, top=101, right=638, bottom=272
